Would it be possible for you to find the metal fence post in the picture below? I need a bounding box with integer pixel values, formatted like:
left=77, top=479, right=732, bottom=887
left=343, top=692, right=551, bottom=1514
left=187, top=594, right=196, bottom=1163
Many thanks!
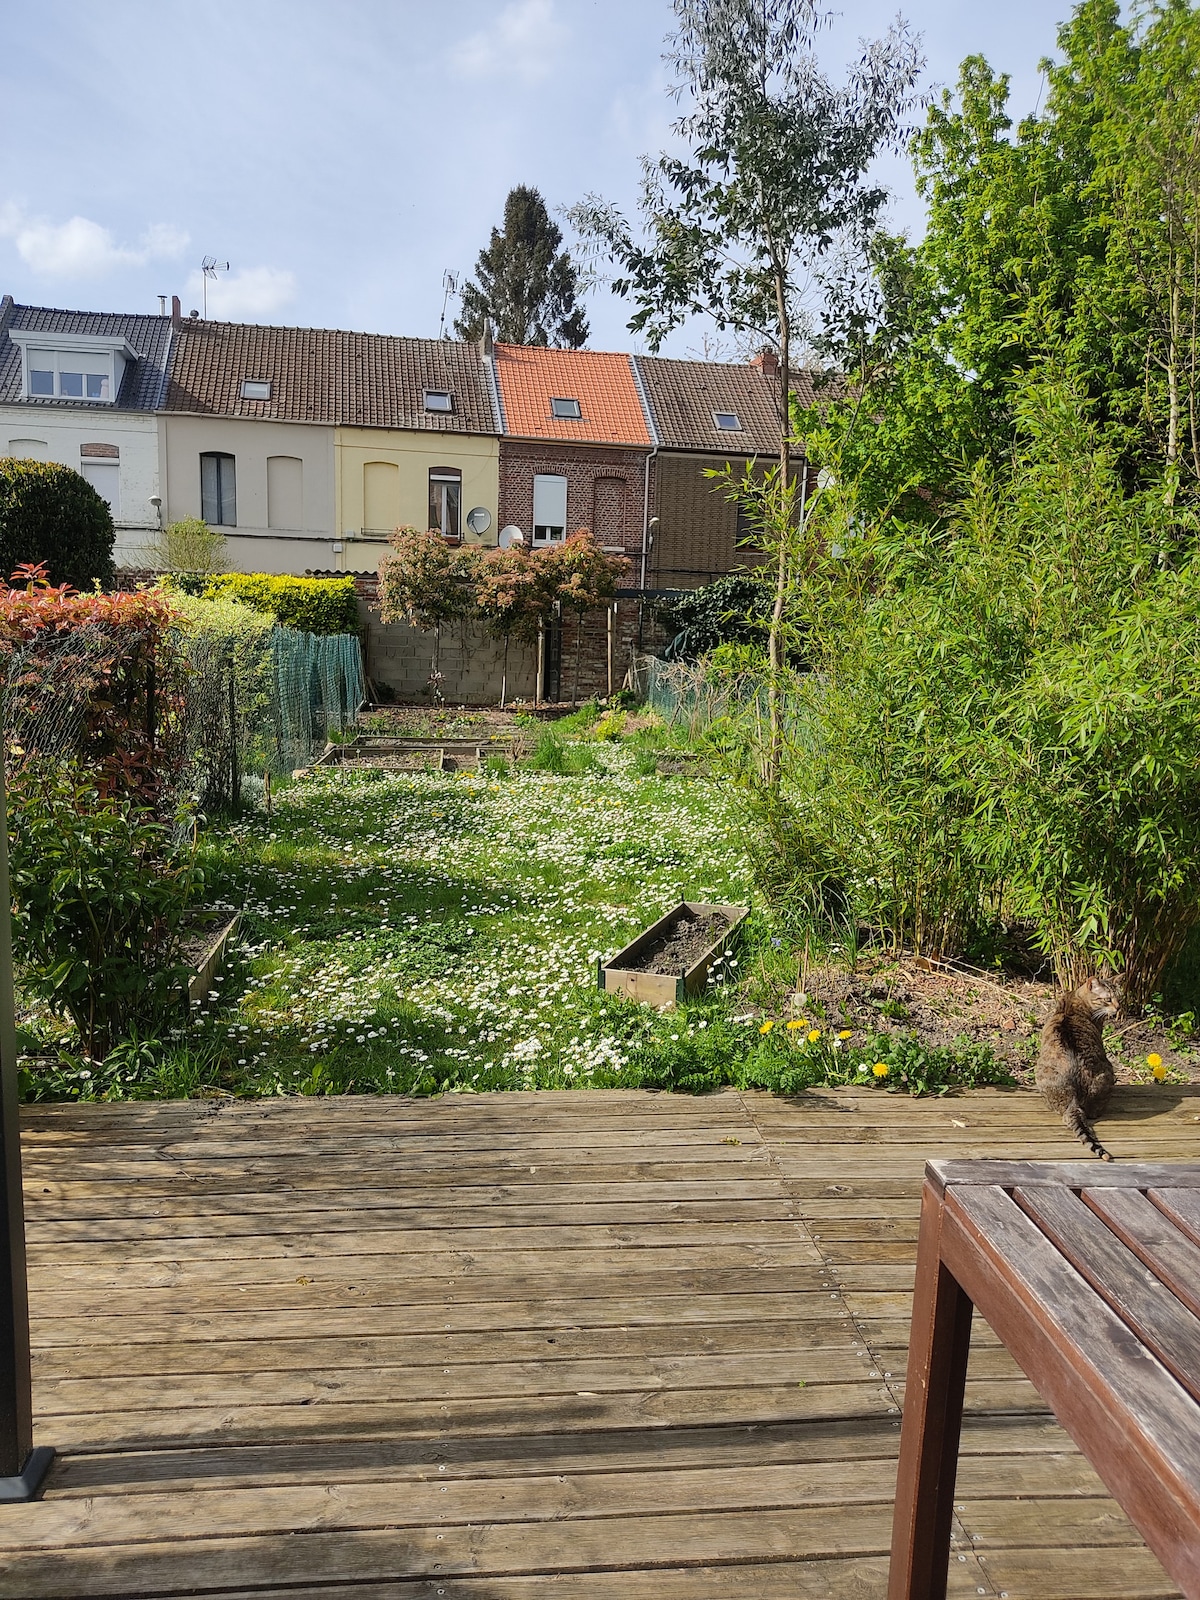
left=0, top=764, right=52, bottom=1499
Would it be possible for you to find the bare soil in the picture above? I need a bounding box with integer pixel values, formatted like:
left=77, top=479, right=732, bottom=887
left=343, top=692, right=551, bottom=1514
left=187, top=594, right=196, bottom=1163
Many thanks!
left=625, top=910, right=731, bottom=976
left=794, top=950, right=1200, bottom=1086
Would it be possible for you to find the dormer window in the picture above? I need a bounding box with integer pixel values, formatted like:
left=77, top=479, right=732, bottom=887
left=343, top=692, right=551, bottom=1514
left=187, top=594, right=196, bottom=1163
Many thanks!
left=10, top=330, right=133, bottom=406
left=550, top=396, right=581, bottom=419
left=424, top=389, right=453, bottom=413
left=241, top=379, right=271, bottom=400
left=713, top=410, right=742, bottom=431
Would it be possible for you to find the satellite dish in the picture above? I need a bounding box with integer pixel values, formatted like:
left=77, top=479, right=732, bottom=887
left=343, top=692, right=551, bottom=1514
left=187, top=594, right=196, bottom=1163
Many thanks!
left=499, top=525, right=524, bottom=549
left=466, top=506, right=492, bottom=536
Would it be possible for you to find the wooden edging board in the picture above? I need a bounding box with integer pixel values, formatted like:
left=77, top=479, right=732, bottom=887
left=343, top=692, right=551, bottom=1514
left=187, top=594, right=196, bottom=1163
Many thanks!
left=185, top=914, right=240, bottom=1010
left=598, top=901, right=749, bottom=1011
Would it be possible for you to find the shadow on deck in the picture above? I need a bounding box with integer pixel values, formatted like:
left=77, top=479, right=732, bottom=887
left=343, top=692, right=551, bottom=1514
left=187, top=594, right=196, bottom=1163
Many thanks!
left=5, top=1082, right=1198, bottom=1598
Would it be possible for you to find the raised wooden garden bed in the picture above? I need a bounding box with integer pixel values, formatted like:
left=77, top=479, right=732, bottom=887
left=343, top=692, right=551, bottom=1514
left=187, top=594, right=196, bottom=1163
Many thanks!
left=318, top=737, right=512, bottom=771
left=598, top=900, right=749, bottom=1010
left=182, top=913, right=240, bottom=1010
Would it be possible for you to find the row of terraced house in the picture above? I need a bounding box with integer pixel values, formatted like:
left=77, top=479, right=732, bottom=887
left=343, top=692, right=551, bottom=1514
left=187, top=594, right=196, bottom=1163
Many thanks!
left=0, top=294, right=810, bottom=699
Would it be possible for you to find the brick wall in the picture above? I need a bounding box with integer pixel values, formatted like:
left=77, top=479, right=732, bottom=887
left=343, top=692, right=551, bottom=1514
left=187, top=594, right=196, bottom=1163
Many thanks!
left=648, top=450, right=770, bottom=589
left=499, top=440, right=648, bottom=556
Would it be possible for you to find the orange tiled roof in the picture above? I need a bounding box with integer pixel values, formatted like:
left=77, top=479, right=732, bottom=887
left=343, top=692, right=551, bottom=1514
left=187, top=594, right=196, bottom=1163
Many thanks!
left=493, top=344, right=652, bottom=446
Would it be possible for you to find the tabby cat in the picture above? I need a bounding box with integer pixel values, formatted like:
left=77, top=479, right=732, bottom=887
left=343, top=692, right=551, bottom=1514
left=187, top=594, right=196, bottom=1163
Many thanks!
left=1035, top=977, right=1119, bottom=1161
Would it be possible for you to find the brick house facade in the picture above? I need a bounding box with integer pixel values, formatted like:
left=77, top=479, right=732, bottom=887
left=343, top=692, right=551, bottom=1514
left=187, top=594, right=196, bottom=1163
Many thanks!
left=498, top=439, right=648, bottom=562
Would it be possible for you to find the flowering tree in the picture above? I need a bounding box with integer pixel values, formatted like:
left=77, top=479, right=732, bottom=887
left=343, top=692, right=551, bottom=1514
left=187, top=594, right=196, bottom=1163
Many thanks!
left=476, top=546, right=548, bottom=706
left=378, top=528, right=482, bottom=698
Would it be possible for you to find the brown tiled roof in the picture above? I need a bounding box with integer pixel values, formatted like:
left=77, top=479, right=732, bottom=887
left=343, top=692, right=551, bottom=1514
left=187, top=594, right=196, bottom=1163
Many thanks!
left=493, top=344, right=652, bottom=446
left=163, top=321, right=498, bottom=432
left=634, top=356, right=816, bottom=454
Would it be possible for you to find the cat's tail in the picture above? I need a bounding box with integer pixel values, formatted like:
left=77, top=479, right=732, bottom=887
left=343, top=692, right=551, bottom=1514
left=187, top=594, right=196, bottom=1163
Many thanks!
left=1063, top=1101, right=1113, bottom=1161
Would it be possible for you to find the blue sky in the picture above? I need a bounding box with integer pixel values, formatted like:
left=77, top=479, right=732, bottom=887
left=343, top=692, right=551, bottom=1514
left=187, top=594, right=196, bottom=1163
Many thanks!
left=2, top=0, right=1064, bottom=356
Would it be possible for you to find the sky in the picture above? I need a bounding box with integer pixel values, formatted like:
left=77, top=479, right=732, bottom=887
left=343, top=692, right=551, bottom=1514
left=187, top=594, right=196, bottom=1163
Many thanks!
left=1, top=0, right=1066, bottom=358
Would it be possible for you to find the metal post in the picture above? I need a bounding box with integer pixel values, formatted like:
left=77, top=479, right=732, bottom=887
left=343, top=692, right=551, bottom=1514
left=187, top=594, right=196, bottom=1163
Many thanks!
left=228, top=669, right=239, bottom=808
left=0, top=765, right=52, bottom=1499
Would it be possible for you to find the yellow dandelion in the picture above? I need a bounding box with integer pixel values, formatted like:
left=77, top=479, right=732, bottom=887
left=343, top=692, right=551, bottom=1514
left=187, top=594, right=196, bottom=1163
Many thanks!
left=838, top=1029, right=853, bottom=1040
left=759, top=1020, right=774, bottom=1034
left=1147, top=1053, right=1163, bottom=1069
left=1153, top=1063, right=1167, bottom=1081
left=786, top=1019, right=805, bottom=1030
left=872, top=1062, right=889, bottom=1078
left=807, top=1028, right=821, bottom=1043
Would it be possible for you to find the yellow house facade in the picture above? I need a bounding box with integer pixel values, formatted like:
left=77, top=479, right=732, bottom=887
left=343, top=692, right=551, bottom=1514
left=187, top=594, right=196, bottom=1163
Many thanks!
left=334, top=426, right=500, bottom=572
left=162, top=317, right=501, bottom=573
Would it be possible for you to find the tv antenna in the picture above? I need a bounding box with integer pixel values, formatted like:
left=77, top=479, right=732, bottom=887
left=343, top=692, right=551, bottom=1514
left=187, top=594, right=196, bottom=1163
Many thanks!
left=201, top=256, right=230, bottom=319
left=438, top=270, right=460, bottom=339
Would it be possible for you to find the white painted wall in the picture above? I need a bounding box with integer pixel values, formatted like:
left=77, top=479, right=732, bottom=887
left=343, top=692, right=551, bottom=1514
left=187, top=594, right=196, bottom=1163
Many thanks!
left=0, top=406, right=162, bottom=567
left=162, top=415, right=337, bottom=575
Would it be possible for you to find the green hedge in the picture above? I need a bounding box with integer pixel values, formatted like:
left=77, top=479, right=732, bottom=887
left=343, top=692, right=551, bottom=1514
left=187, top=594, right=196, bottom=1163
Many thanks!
left=174, top=572, right=360, bottom=636
left=0, top=459, right=115, bottom=589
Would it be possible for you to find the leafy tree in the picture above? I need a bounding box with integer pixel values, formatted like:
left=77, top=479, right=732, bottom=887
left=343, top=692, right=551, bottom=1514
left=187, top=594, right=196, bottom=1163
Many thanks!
left=816, top=0, right=1200, bottom=517
left=554, top=529, right=630, bottom=704
left=455, top=186, right=589, bottom=348
left=656, top=574, right=770, bottom=660
left=569, top=0, right=922, bottom=780
left=151, top=516, right=229, bottom=576
left=378, top=528, right=482, bottom=698
left=0, top=458, right=114, bottom=589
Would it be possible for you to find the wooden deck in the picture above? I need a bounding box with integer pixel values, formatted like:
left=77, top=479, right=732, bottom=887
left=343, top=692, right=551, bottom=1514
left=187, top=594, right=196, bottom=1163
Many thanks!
left=6, top=1081, right=1200, bottom=1598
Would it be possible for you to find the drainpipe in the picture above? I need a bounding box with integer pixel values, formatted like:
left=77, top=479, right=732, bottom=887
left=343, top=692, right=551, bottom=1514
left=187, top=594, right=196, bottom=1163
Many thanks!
left=639, top=445, right=657, bottom=590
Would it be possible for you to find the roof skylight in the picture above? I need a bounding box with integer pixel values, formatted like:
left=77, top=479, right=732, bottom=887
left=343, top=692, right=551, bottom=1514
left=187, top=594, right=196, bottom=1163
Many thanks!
left=424, top=390, right=453, bottom=412
left=550, top=396, right=582, bottom=419
left=713, top=410, right=742, bottom=431
left=241, top=379, right=271, bottom=400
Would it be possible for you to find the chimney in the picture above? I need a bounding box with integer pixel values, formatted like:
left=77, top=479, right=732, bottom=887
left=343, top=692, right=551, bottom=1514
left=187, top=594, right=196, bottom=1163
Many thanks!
left=479, top=319, right=494, bottom=361
left=751, top=347, right=779, bottom=379
left=171, top=295, right=182, bottom=330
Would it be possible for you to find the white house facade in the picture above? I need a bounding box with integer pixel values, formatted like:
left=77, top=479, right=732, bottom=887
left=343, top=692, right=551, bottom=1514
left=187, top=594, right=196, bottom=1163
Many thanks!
left=0, top=298, right=171, bottom=568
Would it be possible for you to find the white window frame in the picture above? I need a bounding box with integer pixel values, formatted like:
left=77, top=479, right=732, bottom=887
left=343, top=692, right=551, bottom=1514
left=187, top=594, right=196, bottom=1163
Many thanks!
left=424, top=390, right=453, bottom=413
left=241, top=379, right=271, bottom=400
left=713, top=410, right=743, bottom=431
left=9, top=330, right=134, bottom=406
left=532, top=474, right=568, bottom=543
left=428, top=467, right=462, bottom=539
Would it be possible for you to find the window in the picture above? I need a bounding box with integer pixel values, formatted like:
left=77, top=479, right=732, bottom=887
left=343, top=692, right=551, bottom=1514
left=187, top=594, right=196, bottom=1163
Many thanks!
left=550, top=397, right=581, bottom=419
left=81, top=460, right=120, bottom=516
left=735, top=501, right=763, bottom=547
left=200, top=452, right=236, bottom=526
left=241, top=379, right=271, bottom=400
left=424, top=390, right=453, bottom=413
left=429, top=467, right=462, bottom=539
left=23, top=348, right=112, bottom=401
left=713, top=411, right=742, bottom=431
left=532, top=474, right=568, bottom=542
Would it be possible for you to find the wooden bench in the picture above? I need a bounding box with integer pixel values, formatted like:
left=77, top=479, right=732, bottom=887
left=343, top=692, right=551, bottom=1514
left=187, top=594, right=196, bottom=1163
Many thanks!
left=888, top=1159, right=1200, bottom=1600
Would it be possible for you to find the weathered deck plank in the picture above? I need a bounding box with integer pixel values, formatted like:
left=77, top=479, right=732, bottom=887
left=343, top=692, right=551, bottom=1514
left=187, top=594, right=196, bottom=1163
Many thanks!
left=3, top=1082, right=1196, bottom=1598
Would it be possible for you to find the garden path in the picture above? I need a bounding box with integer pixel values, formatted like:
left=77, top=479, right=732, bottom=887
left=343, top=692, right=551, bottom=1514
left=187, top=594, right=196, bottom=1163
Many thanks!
left=4, top=1083, right=1200, bottom=1597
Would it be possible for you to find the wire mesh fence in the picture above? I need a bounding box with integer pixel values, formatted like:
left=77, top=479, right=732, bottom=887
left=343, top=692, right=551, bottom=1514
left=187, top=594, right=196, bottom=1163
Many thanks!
left=2, top=621, right=365, bottom=815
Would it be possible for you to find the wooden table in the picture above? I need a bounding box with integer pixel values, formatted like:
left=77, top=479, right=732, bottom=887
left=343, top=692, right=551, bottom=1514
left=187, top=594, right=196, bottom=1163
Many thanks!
left=888, top=1159, right=1200, bottom=1600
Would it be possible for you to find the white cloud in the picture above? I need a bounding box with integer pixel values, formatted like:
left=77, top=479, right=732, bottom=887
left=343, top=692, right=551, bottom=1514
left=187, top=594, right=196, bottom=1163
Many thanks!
left=0, top=205, right=188, bottom=276
left=449, top=0, right=567, bottom=86
left=183, top=265, right=297, bottom=321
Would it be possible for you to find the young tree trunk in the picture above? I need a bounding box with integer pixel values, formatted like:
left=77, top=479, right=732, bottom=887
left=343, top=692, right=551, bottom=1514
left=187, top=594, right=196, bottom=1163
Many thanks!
left=767, top=273, right=792, bottom=790
left=536, top=619, right=545, bottom=705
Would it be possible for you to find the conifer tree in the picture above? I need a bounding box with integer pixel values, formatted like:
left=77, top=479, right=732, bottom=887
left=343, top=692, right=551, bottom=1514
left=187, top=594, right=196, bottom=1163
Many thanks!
left=455, top=186, right=589, bottom=348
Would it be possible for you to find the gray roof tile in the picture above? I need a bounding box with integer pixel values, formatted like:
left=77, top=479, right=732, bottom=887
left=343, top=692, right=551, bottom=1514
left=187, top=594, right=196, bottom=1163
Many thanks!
left=0, top=299, right=172, bottom=411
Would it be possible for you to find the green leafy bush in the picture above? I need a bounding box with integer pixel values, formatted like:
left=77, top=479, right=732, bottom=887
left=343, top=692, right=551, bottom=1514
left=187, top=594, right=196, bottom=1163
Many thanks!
left=151, top=517, right=229, bottom=575
left=9, top=763, right=200, bottom=1058
left=0, top=458, right=114, bottom=589
left=750, top=377, right=1200, bottom=1005
left=657, top=575, right=771, bottom=661
left=173, top=572, right=359, bottom=636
